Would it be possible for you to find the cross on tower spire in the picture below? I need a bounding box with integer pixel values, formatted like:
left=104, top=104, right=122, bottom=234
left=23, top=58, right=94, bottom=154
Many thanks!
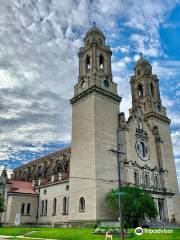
left=93, top=21, right=96, bottom=28
left=140, top=52, right=143, bottom=59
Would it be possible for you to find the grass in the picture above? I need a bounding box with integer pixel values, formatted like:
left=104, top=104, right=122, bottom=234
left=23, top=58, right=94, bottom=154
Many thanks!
left=0, top=227, right=179, bottom=240
left=0, top=227, right=37, bottom=236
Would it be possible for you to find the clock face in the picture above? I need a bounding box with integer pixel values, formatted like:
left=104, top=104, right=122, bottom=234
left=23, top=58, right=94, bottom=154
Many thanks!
left=136, top=140, right=149, bottom=161
left=103, top=80, right=109, bottom=88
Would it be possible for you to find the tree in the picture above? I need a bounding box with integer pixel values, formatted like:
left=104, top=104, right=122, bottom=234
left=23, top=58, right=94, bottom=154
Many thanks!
left=0, top=195, right=4, bottom=213
left=106, top=186, right=157, bottom=227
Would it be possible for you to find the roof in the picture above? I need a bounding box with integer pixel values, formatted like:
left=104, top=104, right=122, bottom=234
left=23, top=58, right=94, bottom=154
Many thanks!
left=85, top=26, right=104, bottom=37
left=8, top=180, right=38, bottom=195
left=135, top=57, right=150, bottom=67
left=14, top=146, right=71, bottom=171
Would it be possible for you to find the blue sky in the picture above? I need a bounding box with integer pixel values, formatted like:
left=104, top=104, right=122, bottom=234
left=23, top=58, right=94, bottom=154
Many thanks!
left=0, top=0, right=179, bottom=187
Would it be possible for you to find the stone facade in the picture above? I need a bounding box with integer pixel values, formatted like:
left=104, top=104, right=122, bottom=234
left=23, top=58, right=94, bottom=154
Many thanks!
left=0, top=26, right=179, bottom=226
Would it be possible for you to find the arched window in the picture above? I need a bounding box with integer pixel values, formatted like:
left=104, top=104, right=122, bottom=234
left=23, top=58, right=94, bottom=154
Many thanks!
left=137, top=69, right=141, bottom=76
left=138, top=84, right=143, bottom=97
left=144, top=172, right=150, bottom=187
left=138, top=141, right=147, bottom=158
left=63, top=196, right=69, bottom=214
left=22, top=170, right=27, bottom=180
left=41, top=200, right=44, bottom=215
left=134, top=170, right=139, bottom=185
left=150, top=83, right=155, bottom=97
left=27, top=203, right=31, bottom=215
left=154, top=174, right=159, bottom=188
left=85, top=55, right=90, bottom=72
left=21, top=203, right=25, bottom=215
left=87, top=40, right=90, bottom=46
left=45, top=199, right=48, bottom=215
left=53, top=198, right=57, bottom=215
left=99, top=54, right=104, bottom=70
left=99, top=38, right=103, bottom=46
left=79, top=197, right=85, bottom=212
left=37, top=165, right=42, bottom=178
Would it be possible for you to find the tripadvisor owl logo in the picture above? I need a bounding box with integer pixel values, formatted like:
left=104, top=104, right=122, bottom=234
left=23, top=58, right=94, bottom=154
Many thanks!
left=135, top=227, right=143, bottom=235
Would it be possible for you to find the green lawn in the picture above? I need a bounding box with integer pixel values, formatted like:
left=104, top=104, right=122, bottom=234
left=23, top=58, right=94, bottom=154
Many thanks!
left=0, top=227, right=179, bottom=240
left=0, top=227, right=37, bottom=236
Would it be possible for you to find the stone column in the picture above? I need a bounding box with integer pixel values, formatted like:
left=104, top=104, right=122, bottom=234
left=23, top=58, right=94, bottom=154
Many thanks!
left=163, top=197, right=169, bottom=221
left=155, top=198, right=160, bottom=221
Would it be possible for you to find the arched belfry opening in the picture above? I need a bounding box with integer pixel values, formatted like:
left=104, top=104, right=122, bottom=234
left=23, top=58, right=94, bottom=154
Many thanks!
left=150, top=83, right=155, bottom=97
left=138, top=84, right=143, bottom=98
left=99, top=54, right=104, bottom=70
left=85, top=55, right=90, bottom=72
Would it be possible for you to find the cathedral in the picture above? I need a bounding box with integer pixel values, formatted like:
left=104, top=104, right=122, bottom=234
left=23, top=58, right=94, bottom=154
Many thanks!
left=0, top=26, right=180, bottom=226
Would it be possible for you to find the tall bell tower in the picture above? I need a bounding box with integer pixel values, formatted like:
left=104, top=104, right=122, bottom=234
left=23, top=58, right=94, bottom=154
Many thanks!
left=130, top=55, right=167, bottom=118
left=69, top=25, right=121, bottom=222
left=129, top=55, right=180, bottom=222
left=72, top=25, right=118, bottom=101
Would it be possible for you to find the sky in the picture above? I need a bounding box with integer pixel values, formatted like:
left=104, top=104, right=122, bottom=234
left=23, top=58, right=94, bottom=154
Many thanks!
left=0, top=0, right=179, bottom=187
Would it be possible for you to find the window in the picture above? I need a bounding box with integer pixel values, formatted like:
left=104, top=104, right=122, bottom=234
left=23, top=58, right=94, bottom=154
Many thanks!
left=21, top=203, right=25, bottom=215
left=144, top=172, right=150, bottom=187
left=134, top=170, right=139, bottom=185
left=99, top=38, right=103, bottom=46
left=138, top=84, right=143, bottom=97
left=150, top=83, right=155, bottom=97
left=53, top=198, right=57, bottom=215
left=85, top=55, right=90, bottom=72
left=137, top=141, right=148, bottom=159
left=27, top=203, right=31, bottom=215
left=99, top=54, right=104, bottom=69
left=41, top=200, right=44, bottom=215
left=63, top=196, right=69, bottom=214
left=45, top=199, right=48, bottom=215
left=37, top=165, right=42, bottom=178
left=154, top=174, right=159, bottom=188
left=137, top=69, right=141, bottom=76
left=79, top=197, right=85, bottom=212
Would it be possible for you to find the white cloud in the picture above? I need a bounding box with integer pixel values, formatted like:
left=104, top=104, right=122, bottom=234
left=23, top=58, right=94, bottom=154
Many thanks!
left=152, top=60, right=180, bottom=80
left=172, top=131, right=180, bottom=158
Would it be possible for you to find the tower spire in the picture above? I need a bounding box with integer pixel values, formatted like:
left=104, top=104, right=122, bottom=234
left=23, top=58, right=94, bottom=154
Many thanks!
left=71, top=26, right=121, bottom=104
left=130, top=56, right=166, bottom=117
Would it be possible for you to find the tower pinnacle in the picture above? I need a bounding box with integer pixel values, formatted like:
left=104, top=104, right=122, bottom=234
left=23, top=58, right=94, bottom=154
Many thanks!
left=71, top=26, right=121, bottom=104
left=130, top=56, right=167, bottom=118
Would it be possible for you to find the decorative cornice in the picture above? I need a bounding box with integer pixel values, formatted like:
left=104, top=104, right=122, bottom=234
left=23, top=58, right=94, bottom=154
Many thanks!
left=70, top=85, right=122, bottom=104
left=143, top=187, right=175, bottom=196
left=7, top=192, right=38, bottom=197
left=144, top=112, right=171, bottom=124
left=34, top=179, right=69, bottom=189
left=131, top=161, right=165, bottom=172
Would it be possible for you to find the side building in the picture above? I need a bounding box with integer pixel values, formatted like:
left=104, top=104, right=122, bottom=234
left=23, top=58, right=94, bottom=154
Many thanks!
left=0, top=148, right=70, bottom=226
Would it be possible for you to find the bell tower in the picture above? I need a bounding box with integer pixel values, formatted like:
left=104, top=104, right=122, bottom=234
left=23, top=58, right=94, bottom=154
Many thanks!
left=69, top=25, right=121, bottom=222
left=130, top=55, right=167, bottom=118
left=129, top=55, right=180, bottom=222
left=72, top=25, right=118, bottom=102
